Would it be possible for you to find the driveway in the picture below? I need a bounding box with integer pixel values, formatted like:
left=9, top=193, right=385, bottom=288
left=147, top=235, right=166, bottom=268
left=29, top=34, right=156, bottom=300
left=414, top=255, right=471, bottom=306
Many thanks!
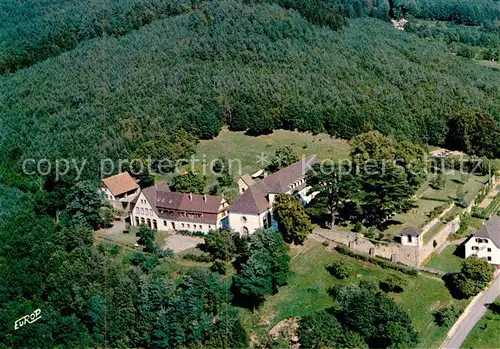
left=441, top=272, right=500, bottom=349
left=163, top=234, right=204, bottom=253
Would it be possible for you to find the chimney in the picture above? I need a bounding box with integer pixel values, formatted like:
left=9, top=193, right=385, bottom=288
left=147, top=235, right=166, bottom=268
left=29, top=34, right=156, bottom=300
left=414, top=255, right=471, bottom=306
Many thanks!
left=203, top=194, right=207, bottom=202
left=188, top=193, right=193, bottom=201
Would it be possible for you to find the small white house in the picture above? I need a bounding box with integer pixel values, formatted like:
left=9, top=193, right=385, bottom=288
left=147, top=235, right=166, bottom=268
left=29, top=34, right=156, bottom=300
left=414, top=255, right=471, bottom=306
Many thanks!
left=465, top=215, right=500, bottom=265
left=399, top=226, right=423, bottom=246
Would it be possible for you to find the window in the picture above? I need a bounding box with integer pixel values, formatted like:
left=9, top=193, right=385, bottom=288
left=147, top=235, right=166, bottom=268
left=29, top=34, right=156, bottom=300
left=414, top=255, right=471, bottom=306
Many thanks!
left=488, top=257, right=492, bottom=261
left=153, top=220, right=158, bottom=230
left=141, top=217, right=145, bottom=224
left=136, top=207, right=139, bottom=213
left=150, top=209, right=154, bottom=216
left=241, top=216, right=247, bottom=223
left=181, top=223, right=185, bottom=228
left=187, top=224, right=191, bottom=229
left=408, top=235, right=412, bottom=243
left=488, top=248, right=492, bottom=252
left=135, top=217, right=140, bottom=226
left=140, top=208, right=144, bottom=214
left=472, top=246, right=479, bottom=251
left=163, top=220, right=167, bottom=226
left=242, top=227, right=249, bottom=236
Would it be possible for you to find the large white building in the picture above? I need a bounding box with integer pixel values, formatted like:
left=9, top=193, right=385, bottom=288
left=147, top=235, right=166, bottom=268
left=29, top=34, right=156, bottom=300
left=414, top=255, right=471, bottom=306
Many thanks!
left=465, top=215, right=500, bottom=265
left=228, top=155, right=320, bottom=236
left=130, top=184, right=229, bottom=233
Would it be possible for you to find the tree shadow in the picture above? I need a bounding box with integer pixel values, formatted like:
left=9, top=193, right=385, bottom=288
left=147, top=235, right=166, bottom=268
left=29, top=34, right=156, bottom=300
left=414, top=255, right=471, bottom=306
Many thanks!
left=452, top=244, right=466, bottom=258
left=244, top=129, right=273, bottom=137
left=377, top=219, right=403, bottom=232
left=487, top=302, right=500, bottom=314
left=442, top=273, right=467, bottom=300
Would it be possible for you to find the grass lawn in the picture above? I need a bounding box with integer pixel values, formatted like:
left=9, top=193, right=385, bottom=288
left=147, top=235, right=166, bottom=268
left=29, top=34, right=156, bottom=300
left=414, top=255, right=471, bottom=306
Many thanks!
left=187, top=128, right=350, bottom=185
left=423, top=172, right=489, bottom=204
left=424, top=245, right=464, bottom=273
left=382, top=172, right=488, bottom=240
left=383, top=198, right=444, bottom=240
left=95, top=226, right=171, bottom=249
left=461, top=297, right=500, bottom=349
left=241, top=239, right=465, bottom=348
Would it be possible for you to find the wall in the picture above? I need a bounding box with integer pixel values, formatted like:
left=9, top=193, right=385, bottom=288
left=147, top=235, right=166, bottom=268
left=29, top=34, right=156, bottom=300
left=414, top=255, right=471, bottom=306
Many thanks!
left=314, top=217, right=461, bottom=267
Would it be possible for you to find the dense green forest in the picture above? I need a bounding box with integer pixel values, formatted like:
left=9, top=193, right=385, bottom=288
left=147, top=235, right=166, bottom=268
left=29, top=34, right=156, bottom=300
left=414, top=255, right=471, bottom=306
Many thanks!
left=1, top=0, right=499, bottom=347
left=0, top=0, right=194, bottom=74
left=1, top=0, right=499, bottom=188
left=394, top=0, right=500, bottom=27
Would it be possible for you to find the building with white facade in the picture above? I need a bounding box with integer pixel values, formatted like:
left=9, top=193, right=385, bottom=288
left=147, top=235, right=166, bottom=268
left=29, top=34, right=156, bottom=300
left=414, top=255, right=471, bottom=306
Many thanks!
left=229, top=155, right=320, bottom=236
left=130, top=184, right=229, bottom=233
left=465, top=215, right=500, bottom=265
left=399, top=227, right=423, bottom=246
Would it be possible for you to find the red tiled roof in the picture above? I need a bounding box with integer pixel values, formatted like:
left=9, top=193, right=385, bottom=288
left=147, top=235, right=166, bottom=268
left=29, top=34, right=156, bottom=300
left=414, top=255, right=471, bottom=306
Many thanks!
left=102, top=172, right=138, bottom=197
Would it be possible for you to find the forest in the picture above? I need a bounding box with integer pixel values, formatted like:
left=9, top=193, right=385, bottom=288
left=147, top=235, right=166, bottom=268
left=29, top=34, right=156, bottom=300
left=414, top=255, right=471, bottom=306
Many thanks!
left=0, top=0, right=499, bottom=346
left=1, top=0, right=499, bottom=189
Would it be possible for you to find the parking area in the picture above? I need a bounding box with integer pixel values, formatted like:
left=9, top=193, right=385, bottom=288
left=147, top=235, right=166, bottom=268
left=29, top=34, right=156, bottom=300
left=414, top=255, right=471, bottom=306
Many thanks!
left=163, top=234, right=204, bottom=253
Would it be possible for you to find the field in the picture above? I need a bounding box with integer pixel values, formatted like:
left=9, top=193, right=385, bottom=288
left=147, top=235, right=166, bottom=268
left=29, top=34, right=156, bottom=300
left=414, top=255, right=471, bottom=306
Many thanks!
left=424, top=245, right=464, bottom=273
left=381, top=172, right=489, bottom=240
left=241, top=239, right=466, bottom=348
left=187, top=128, right=350, bottom=185
left=461, top=297, right=500, bottom=348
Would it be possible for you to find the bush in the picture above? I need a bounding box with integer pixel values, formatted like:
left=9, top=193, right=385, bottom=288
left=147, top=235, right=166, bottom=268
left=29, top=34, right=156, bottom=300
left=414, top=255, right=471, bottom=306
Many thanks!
left=471, top=206, right=488, bottom=219
left=176, top=230, right=205, bottom=237
left=210, top=260, right=227, bottom=275
left=155, top=247, right=174, bottom=259
left=380, top=274, right=408, bottom=293
left=327, top=260, right=354, bottom=279
left=354, top=222, right=364, bottom=232
left=420, top=196, right=451, bottom=203
left=450, top=256, right=495, bottom=298
left=428, top=203, right=450, bottom=220
left=335, top=245, right=418, bottom=276
left=322, top=240, right=330, bottom=247
left=182, top=253, right=212, bottom=263
left=433, top=304, right=461, bottom=327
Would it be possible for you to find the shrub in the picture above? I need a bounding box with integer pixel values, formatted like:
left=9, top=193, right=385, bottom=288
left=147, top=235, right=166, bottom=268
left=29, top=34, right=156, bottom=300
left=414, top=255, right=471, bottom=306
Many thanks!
left=327, top=260, right=354, bottom=279
left=428, top=203, right=450, bottom=220
left=210, top=260, right=227, bottom=275
left=354, top=222, right=364, bottom=232
left=450, top=256, right=495, bottom=298
left=471, top=206, right=488, bottom=219
left=380, top=274, right=408, bottom=293
left=433, top=304, right=461, bottom=327
left=155, top=247, right=174, bottom=259
left=420, top=196, right=451, bottom=202
left=182, top=253, right=211, bottom=263
left=322, top=240, right=330, bottom=247
left=176, top=230, right=205, bottom=237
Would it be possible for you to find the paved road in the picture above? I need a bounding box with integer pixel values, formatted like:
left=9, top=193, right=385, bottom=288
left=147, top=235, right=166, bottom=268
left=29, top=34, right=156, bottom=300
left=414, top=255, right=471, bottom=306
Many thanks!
left=441, top=273, right=500, bottom=349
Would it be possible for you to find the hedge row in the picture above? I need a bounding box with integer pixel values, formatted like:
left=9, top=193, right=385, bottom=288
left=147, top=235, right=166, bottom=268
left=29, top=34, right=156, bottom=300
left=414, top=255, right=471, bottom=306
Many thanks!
left=420, top=196, right=452, bottom=203
left=334, top=244, right=418, bottom=276
left=176, top=230, right=206, bottom=237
